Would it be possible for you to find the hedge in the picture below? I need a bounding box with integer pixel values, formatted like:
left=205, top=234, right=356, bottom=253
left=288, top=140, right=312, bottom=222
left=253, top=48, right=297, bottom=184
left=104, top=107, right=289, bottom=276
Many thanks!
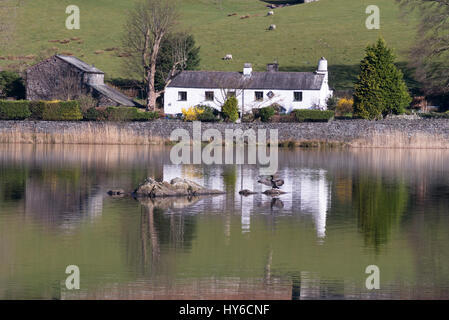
left=294, top=109, right=335, bottom=122
left=41, top=101, right=83, bottom=121
left=0, top=100, right=31, bottom=120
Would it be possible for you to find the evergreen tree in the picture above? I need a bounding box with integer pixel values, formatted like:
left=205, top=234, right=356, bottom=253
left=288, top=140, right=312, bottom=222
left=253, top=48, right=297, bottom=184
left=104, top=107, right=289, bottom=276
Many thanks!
left=221, top=96, right=239, bottom=123
left=353, top=38, right=411, bottom=119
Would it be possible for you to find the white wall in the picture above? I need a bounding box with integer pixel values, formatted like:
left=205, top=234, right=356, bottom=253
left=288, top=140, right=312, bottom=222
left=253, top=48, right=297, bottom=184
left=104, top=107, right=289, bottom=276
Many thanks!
left=164, top=80, right=333, bottom=115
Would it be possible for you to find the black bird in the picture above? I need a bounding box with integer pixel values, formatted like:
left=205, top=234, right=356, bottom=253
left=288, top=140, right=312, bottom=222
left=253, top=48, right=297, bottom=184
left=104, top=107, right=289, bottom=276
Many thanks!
left=258, top=175, right=284, bottom=189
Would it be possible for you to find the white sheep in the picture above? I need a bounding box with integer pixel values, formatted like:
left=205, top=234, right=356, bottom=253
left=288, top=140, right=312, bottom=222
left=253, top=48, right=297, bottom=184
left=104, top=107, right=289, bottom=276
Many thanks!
left=267, top=11, right=274, bottom=16
left=269, top=24, right=276, bottom=30
left=223, top=54, right=233, bottom=60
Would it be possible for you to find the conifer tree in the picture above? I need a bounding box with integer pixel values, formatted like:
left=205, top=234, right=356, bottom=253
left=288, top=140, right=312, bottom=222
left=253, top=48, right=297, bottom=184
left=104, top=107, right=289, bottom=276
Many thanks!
left=354, top=38, right=411, bottom=119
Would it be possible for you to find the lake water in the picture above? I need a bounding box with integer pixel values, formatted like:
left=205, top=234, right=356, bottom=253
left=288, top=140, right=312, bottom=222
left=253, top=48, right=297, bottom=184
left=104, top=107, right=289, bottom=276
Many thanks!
left=1, top=144, right=449, bottom=299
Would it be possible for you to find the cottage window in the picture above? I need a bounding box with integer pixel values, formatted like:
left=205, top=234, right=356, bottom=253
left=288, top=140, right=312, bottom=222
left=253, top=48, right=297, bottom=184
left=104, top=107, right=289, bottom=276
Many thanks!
left=227, top=91, right=236, bottom=98
left=294, top=91, right=303, bottom=102
left=255, top=91, right=264, bottom=101
left=178, top=91, right=187, bottom=101
left=205, top=91, right=214, bottom=101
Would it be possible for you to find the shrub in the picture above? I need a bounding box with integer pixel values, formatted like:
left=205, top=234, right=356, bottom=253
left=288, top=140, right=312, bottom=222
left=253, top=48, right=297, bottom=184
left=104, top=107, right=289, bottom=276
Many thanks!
left=196, top=105, right=219, bottom=122
left=78, top=95, right=98, bottom=112
left=41, top=101, right=83, bottom=121
left=326, top=95, right=339, bottom=111
left=241, top=113, right=254, bottom=123
left=294, top=109, right=335, bottom=122
left=0, top=71, right=26, bottom=100
left=105, top=106, right=157, bottom=121
left=182, top=106, right=204, bottom=121
left=259, top=106, right=275, bottom=122
left=0, top=100, right=31, bottom=120
left=221, top=96, right=239, bottom=123
left=336, top=97, right=354, bottom=115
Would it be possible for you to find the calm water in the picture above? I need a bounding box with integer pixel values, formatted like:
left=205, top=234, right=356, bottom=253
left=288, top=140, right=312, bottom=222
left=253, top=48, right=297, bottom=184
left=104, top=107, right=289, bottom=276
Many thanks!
left=1, top=144, right=449, bottom=300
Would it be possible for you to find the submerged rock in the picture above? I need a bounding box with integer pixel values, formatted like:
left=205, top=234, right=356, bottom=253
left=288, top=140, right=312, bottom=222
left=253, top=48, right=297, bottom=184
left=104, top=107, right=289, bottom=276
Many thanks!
left=134, top=177, right=225, bottom=198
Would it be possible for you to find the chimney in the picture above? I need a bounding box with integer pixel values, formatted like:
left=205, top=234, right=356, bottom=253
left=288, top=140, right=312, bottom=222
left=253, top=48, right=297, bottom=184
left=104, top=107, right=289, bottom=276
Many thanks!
left=316, top=57, right=328, bottom=83
left=316, top=57, right=328, bottom=74
left=243, top=63, right=252, bottom=76
left=266, top=63, right=279, bottom=72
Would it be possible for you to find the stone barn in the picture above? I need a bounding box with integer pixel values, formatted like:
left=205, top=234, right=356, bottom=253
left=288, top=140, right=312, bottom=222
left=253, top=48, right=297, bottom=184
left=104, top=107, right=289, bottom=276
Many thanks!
left=26, top=55, right=139, bottom=107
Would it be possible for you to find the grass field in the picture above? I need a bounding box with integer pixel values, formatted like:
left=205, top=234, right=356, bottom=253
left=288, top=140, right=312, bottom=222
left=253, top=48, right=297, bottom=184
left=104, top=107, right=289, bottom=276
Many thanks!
left=0, top=0, right=419, bottom=90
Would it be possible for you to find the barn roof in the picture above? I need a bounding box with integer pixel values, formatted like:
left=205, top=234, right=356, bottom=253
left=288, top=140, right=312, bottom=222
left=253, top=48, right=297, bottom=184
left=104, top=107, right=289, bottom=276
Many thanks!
left=90, top=84, right=138, bottom=107
left=167, top=71, right=325, bottom=90
left=56, top=55, right=104, bottom=74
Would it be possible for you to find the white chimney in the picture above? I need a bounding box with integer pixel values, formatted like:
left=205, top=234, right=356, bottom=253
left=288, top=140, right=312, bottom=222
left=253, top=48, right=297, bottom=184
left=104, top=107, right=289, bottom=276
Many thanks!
left=316, top=57, right=328, bottom=74
left=243, top=63, right=252, bottom=76
left=316, top=57, right=328, bottom=83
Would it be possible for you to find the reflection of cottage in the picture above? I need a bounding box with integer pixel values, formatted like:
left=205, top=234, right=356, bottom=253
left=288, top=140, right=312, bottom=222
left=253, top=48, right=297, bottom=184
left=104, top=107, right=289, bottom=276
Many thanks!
left=164, top=57, right=333, bottom=115
left=26, top=55, right=138, bottom=107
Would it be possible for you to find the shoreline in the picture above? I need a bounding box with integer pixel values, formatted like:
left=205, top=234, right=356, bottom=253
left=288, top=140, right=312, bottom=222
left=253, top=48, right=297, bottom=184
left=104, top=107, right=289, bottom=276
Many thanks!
left=1, top=119, right=449, bottom=148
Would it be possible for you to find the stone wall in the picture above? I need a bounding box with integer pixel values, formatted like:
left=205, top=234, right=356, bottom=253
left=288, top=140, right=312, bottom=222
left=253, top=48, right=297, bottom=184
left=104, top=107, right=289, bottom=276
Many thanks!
left=1, top=119, right=449, bottom=148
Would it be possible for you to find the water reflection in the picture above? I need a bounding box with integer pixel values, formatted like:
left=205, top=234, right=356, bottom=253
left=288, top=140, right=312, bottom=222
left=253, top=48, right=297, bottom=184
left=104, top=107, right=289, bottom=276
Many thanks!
left=1, top=145, right=449, bottom=299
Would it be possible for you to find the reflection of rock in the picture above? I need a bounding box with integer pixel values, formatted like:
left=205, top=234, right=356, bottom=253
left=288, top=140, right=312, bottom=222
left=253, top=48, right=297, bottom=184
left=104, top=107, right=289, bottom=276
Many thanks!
left=239, top=189, right=256, bottom=196
left=270, top=198, right=284, bottom=209
left=134, top=177, right=225, bottom=198
left=263, top=189, right=286, bottom=196
left=137, top=195, right=211, bottom=210
left=107, top=189, right=126, bottom=196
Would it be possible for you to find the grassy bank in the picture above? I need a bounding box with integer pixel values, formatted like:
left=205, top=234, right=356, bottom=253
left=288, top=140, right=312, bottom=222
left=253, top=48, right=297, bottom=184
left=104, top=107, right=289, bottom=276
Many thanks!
left=0, top=0, right=419, bottom=90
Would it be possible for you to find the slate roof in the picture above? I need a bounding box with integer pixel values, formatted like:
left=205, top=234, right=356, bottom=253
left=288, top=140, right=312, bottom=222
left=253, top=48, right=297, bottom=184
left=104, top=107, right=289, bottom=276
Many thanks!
left=167, top=71, right=325, bottom=90
left=56, top=55, right=104, bottom=74
left=90, top=84, right=139, bottom=107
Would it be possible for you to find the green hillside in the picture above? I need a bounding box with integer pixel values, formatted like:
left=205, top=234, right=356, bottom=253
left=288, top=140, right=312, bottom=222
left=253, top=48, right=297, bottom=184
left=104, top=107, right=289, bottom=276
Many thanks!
left=0, top=0, right=419, bottom=90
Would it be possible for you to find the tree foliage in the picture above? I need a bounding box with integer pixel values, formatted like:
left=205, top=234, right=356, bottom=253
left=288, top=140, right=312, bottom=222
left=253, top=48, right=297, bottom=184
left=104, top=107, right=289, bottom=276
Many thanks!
left=353, top=38, right=411, bottom=119
left=397, top=0, right=449, bottom=95
left=0, top=71, right=25, bottom=99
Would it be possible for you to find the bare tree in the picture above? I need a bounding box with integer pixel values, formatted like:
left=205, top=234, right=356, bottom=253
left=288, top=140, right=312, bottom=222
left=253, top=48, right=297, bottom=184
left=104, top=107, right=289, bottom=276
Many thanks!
left=123, top=0, right=187, bottom=111
left=397, top=0, right=449, bottom=94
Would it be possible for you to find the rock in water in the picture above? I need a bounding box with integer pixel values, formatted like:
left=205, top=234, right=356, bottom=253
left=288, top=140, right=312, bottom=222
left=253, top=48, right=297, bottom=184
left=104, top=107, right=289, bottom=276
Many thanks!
left=239, top=189, right=256, bottom=196
left=134, top=177, right=225, bottom=198
left=263, top=189, right=286, bottom=196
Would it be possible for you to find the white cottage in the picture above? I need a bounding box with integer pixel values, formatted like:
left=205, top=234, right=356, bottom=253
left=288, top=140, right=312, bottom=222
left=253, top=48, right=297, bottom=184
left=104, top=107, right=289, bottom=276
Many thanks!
left=163, top=57, right=333, bottom=115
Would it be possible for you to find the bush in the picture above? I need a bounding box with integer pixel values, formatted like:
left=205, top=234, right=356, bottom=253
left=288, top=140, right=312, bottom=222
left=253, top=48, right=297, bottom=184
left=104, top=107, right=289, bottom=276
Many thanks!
left=0, top=71, right=26, bottom=100
left=0, top=100, right=31, bottom=120
left=196, top=105, right=219, bottom=122
left=41, top=101, right=83, bottom=121
left=336, top=97, right=354, bottom=116
left=182, top=106, right=204, bottom=121
left=326, top=96, right=339, bottom=111
left=294, top=109, right=335, bottom=122
left=78, top=95, right=98, bottom=112
left=221, top=96, right=239, bottom=123
left=259, top=106, right=275, bottom=122
left=105, top=106, right=157, bottom=121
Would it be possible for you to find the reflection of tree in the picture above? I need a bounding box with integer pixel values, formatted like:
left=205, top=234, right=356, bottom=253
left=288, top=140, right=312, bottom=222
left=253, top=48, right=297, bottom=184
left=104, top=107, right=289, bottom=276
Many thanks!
left=353, top=175, right=409, bottom=249
left=222, top=165, right=237, bottom=193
